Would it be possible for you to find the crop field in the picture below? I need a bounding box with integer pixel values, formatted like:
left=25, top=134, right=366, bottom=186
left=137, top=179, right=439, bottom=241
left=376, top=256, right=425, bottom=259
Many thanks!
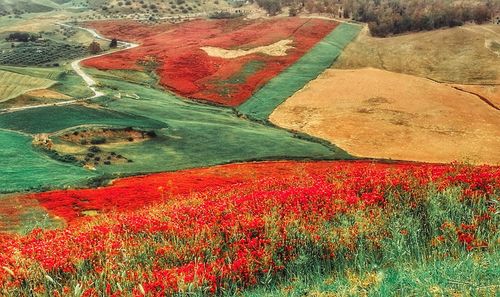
left=1, top=161, right=498, bottom=295
left=270, top=68, right=500, bottom=165
left=83, top=17, right=340, bottom=106
left=0, top=65, right=94, bottom=104
left=0, top=65, right=64, bottom=80
left=0, top=69, right=55, bottom=102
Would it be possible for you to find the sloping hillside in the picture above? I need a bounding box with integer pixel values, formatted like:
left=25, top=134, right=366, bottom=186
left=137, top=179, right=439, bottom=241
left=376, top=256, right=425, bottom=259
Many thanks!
left=0, top=0, right=62, bottom=14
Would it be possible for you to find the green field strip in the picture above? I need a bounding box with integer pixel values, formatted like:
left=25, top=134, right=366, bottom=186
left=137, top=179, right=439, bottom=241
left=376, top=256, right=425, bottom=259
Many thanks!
left=0, top=104, right=167, bottom=134
left=238, top=22, right=362, bottom=121
left=0, top=129, right=96, bottom=193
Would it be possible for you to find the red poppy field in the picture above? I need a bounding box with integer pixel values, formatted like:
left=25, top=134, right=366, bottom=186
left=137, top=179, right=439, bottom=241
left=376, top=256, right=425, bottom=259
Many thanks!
left=1, top=161, right=498, bottom=296
left=17, top=161, right=430, bottom=224
left=82, top=18, right=338, bottom=106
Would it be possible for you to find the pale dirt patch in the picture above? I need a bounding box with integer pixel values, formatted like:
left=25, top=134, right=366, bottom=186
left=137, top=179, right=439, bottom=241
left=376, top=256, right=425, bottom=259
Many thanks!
left=201, top=39, right=294, bottom=59
left=25, top=89, right=71, bottom=100
left=270, top=68, right=500, bottom=165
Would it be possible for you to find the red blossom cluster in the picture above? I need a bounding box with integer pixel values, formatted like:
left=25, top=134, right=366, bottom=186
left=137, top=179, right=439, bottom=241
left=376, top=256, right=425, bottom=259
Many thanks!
left=0, top=162, right=498, bottom=296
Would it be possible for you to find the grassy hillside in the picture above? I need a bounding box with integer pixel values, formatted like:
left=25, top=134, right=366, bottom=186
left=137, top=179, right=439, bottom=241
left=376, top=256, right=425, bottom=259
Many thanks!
left=335, top=24, right=500, bottom=84
left=0, top=129, right=96, bottom=193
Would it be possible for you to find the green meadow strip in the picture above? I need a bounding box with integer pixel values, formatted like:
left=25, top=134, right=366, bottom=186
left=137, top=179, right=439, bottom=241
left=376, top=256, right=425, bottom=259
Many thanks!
left=0, top=129, right=96, bottom=193
left=238, top=22, right=362, bottom=121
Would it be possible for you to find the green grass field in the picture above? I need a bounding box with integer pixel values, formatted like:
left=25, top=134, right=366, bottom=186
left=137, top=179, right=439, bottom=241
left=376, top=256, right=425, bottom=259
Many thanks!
left=238, top=23, right=362, bottom=121
left=88, top=73, right=351, bottom=175
left=0, top=129, right=95, bottom=193
left=0, top=104, right=167, bottom=133
left=0, top=69, right=352, bottom=193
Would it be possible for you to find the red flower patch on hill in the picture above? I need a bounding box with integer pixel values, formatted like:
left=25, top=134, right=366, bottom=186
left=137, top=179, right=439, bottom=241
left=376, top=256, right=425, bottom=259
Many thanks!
left=1, top=162, right=498, bottom=295
left=82, top=18, right=338, bottom=106
left=21, top=161, right=499, bottom=225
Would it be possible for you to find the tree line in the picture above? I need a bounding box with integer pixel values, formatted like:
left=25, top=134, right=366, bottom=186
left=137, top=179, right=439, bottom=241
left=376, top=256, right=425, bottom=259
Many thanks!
left=251, top=0, right=499, bottom=37
left=5, top=32, right=41, bottom=42
left=345, top=0, right=497, bottom=37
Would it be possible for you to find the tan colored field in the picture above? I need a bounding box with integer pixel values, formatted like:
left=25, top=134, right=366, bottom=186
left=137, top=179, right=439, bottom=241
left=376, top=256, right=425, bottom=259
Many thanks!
left=335, top=25, right=500, bottom=85
left=25, top=89, right=71, bottom=99
left=270, top=68, right=500, bottom=165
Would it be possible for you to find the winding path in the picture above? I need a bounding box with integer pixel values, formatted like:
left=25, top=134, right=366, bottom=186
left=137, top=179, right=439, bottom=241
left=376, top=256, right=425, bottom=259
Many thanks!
left=0, top=23, right=139, bottom=113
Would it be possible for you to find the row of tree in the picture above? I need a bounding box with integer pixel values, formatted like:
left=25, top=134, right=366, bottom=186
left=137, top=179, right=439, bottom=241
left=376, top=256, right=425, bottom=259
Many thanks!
left=346, top=0, right=497, bottom=37
left=251, top=0, right=499, bottom=37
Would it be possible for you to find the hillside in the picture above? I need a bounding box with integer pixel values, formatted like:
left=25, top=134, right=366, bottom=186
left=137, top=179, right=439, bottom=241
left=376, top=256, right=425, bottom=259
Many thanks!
left=0, top=0, right=63, bottom=15
left=335, top=24, right=500, bottom=85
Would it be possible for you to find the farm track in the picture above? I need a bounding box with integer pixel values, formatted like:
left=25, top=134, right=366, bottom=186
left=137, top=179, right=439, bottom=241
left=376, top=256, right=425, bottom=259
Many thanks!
left=0, top=23, right=139, bottom=114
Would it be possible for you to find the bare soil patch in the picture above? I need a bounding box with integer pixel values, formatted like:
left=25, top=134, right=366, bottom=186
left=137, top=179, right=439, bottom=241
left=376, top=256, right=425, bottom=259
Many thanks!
left=270, top=68, right=500, bottom=165
left=201, top=39, right=294, bottom=59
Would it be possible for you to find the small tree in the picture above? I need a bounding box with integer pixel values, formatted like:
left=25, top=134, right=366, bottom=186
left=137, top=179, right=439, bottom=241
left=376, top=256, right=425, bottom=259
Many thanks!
left=110, top=38, right=118, bottom=48
left=256, top=0, right=282, bottom=16
left=88, top=41, right=101, bottom=54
